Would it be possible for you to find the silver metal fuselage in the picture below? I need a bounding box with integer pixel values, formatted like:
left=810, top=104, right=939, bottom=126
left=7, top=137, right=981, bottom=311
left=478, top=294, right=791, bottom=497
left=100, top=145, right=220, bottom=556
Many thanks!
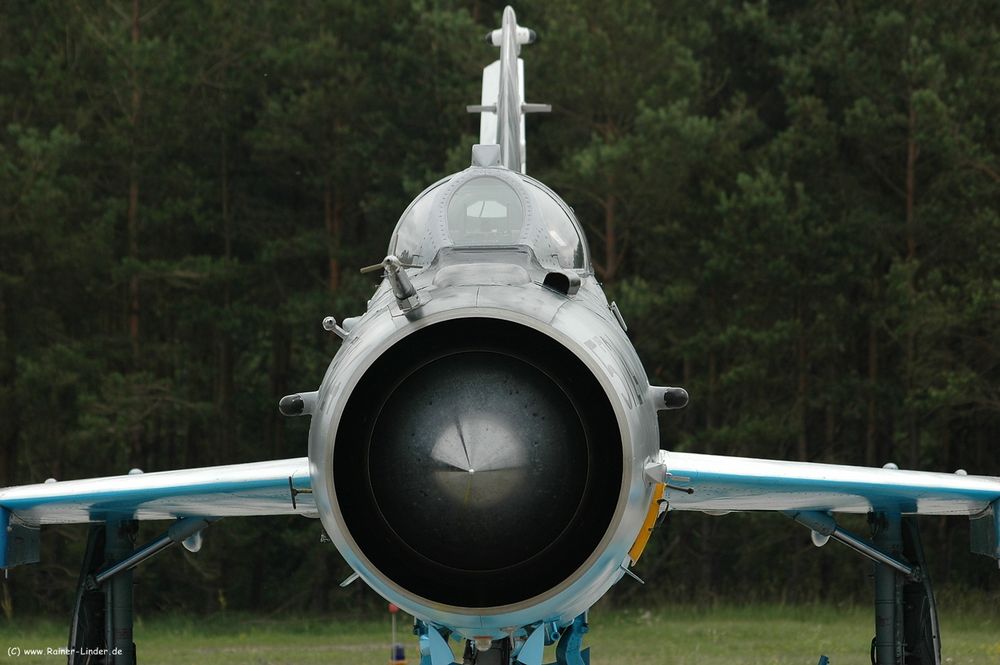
left=308, top=250, right=660, bottom=638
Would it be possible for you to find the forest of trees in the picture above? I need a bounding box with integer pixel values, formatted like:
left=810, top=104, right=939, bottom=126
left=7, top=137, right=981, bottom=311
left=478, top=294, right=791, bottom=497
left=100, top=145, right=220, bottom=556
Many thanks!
left=1, top=0, right=998, bottom=616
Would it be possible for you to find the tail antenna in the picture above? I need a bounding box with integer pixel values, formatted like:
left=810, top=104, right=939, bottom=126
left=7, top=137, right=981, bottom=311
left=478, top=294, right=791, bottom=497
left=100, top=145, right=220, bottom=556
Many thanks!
left=466, top=6, right=550, bottom=173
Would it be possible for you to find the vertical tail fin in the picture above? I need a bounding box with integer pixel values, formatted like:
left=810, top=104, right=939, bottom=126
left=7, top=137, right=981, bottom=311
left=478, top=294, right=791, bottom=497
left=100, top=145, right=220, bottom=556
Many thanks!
left=467, top=6, right=550, bottom=173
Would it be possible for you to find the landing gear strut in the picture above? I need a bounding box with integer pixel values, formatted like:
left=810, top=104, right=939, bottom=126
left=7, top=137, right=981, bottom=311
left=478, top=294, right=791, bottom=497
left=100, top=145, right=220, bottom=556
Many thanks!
left=69, top=520, right=137, bottom=665
left=417, top=613, right=590, bottom=665
left=788, top=509, right=940, bottom=665
left=67, top=516, right=216, bottom=664
left=870, top=513, right=940, bottom=665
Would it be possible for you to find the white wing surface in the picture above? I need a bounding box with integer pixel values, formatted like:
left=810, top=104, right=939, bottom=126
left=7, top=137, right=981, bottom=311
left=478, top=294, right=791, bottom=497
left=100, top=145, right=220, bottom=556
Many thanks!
left=0, top=458, right=314, bottom=525
left=662, top=451, right=1000, bottom=516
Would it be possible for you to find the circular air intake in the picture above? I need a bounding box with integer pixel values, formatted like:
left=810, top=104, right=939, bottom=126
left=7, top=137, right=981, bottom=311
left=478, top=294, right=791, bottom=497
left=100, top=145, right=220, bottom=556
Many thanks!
left=333, top=318, right=622, bottom=608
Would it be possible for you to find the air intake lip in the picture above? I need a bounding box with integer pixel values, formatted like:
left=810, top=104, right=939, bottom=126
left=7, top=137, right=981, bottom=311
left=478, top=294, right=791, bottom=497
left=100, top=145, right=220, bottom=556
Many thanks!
left=333, top=318, right=622, bottom=609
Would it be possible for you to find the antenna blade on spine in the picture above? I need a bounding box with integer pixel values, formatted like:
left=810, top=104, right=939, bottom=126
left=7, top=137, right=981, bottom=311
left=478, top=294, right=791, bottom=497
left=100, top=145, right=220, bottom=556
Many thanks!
left=469, top=6, right=546, bottom=174
left=496, top=6, right=522, bottom=172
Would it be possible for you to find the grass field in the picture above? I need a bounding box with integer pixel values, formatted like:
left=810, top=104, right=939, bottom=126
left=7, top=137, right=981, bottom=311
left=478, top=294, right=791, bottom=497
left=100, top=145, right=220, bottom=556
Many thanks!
left=0, top=604, right=997, bottom=664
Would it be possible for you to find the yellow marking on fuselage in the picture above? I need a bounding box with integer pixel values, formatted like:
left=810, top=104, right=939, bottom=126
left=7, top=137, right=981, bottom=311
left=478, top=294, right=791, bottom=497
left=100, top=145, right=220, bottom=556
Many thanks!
left=628, top=483, right=665, bottom=564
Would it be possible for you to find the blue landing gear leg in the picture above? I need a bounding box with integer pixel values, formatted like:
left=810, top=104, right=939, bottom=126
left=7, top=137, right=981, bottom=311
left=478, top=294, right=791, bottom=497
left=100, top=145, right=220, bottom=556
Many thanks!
left=415, top=615, right=590, bottom=665
left=415, top=619, right=458, bottom=665
left=547, top=614, right=589, bottom=665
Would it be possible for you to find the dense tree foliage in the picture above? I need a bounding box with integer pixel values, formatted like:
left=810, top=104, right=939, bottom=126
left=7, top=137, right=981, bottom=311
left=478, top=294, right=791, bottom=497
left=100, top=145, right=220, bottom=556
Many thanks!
left=1, top=1, right=997, bottom=615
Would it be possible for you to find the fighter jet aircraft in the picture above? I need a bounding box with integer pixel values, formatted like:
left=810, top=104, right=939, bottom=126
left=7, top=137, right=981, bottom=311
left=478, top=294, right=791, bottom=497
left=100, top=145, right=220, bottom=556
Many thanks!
left=1, top=7, right=998, bottom=665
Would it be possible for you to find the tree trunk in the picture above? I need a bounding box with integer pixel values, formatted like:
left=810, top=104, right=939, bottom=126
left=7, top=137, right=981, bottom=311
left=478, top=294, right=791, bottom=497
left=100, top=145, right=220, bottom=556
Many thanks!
left=250, top=549, right=264, bottom=608
left=217, top=130, right=235, bottom=461
left=0, top=287, right=16, bottom=486
left=796, top=324, right=808, bottom=461
left=603, top=189, right=618, bottom=283
left=127, top=0, right=142, bottom=362
left=866, top=294, right=879, bottom=467
left=905, top=95, right=920, bottom=469
left=825, top=402, right=835, bottom=458
left=707, top=350, right=717, bottom=435
left=268, top=323, right=291, bottom=459
left=905, top=102, right=918, bottom=262
left=324, top=178, right=342, bottom=292
left=127, top=0, right=143, bottom=468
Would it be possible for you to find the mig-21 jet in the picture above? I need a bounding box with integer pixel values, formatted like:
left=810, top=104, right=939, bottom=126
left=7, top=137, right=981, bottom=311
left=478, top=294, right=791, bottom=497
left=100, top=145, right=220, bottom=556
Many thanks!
left=1, top=7, right=998, bottom=665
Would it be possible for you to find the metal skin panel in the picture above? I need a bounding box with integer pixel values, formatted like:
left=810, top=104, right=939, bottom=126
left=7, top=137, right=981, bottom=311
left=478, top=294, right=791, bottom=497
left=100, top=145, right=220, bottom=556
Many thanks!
left=0, top=459, right=315, bottom=525
left=662, top=451, right=1000, bottom=516
left=308, top=269, right=660, bottom=639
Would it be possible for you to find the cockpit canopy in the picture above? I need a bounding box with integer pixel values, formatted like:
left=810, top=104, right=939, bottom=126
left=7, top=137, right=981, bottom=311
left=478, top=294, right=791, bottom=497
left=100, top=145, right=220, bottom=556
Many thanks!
left=389, top=168, right=590, bottom=272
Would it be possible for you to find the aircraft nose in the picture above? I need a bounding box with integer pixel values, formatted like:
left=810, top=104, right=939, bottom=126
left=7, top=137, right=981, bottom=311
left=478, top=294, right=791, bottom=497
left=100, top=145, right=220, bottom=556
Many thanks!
left=332, top=318, right=622, bottom=608
left=370, top=351, right=587, bottom=572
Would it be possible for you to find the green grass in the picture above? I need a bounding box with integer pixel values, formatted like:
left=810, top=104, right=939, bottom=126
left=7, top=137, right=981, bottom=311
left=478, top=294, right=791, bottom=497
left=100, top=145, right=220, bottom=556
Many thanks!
left=0, top=605, right=996, bottom=664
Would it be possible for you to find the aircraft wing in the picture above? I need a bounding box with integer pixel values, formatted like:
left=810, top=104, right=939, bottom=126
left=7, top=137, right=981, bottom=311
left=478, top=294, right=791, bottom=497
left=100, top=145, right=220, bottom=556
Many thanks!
left=661, top=450, right=1000, bottom=516
left=0, top=457, right=315, bottom=526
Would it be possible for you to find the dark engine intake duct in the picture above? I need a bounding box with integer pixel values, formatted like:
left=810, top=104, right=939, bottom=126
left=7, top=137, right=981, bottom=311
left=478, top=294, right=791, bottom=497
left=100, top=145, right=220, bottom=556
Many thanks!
left=334, top=318, right=623, bottom=608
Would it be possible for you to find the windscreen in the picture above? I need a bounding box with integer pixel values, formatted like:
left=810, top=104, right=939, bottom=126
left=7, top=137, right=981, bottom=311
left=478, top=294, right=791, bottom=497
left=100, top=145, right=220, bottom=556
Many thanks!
left=446, top=177, right=524, bottom=246
left=389, top=171, right=590, bottom=272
